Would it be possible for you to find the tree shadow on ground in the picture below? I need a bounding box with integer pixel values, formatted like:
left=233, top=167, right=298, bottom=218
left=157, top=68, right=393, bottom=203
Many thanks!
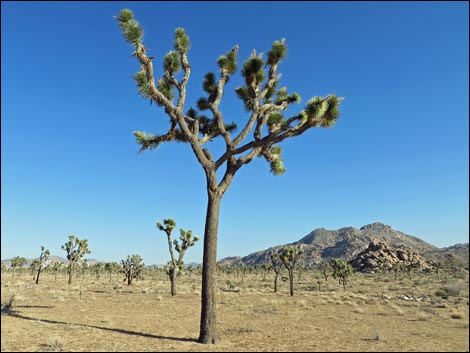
left=7, top=311, right=197, bottom=343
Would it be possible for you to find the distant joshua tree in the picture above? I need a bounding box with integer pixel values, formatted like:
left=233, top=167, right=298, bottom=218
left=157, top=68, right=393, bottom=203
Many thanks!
left=105, top=262, right=121, bottom=281
left=319, top=259, right=330, bottom=281
left=51, top=262, right=65, bottom=282
left=121, top=254, right=145, bottom=285
left=269, top=251, right=283, bottom=293
left=61, top=235, right=91, bottom=285
left=34, top=246, right=50, bottom=284
left=279, top=246, right=304, bottom=296
left=331, top=258, right=354, bottom=290
left=10, top=256, right=27, bottom=277
left=157, top=218, right=199, bottom=296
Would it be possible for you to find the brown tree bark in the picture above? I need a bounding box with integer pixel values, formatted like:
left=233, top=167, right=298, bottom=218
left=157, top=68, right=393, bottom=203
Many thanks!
left=198, top=191, right=221, bottom=344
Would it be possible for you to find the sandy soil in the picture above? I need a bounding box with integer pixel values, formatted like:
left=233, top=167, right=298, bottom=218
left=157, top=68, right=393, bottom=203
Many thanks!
left=1, top=271, right=468, bottom=351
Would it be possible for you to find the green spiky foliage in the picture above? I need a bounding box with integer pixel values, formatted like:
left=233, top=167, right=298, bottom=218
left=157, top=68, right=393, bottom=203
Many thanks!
left=121, top=254, right=145, bottom=285
left=51, top=262, right=64, bottom=282
left=174, top=27, right=190, bottom=53
left=267, top=39, right=287, bottom=65
left=35, top=246, right=50, bottom=284
left=116, top=11, right=342, bottom=343
left=156, top=218, right=199, bottom=296
left=91, top=262, right=105, bottom=280
left=61, top=235, right=91, bottom=285
left=163, top=51, right=181, bottom=75
left=115, top=9, right=143, bottom=46
left=10, top=256, right=27, bottom=277
left=319, top=260, right=330, bottom=281
left=104, top=262, right=121, bottom=281
left=330, top=258, right=354, bottom=290
left=279, top=246, right=304, bottom=296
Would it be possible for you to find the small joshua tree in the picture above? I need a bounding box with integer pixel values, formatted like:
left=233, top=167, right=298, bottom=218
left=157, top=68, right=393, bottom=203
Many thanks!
left=269, top=251, right=283, bottom=293
left=319, top=260, right=330, bottom=281
left=279, top=246, right=304, bottom=296
left=105, top=262, right=121, bottom=281
left=34, top=246, right=50, bottom=284
left=157, top=218, right=199, bottom=296
left=121, top=254, right=145, bottom=285
left=10, top=256, right=27, bottom=277
left=51, top=262, right=64, bottom=282
left=61, top=235, right=91, bottom=285
left=92, top=262, right=105, bottom=280
left=331, top=258, right=354, bottom=290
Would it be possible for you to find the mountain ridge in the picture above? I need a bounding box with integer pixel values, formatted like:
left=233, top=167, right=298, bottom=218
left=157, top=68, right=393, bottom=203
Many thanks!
left=218, top=222, right=468, bottom=268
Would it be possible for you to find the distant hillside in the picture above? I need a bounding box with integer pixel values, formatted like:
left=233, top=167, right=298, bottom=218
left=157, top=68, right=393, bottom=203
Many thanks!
left=218, top=223, right=469, bottom=268
left=1, top=256, right=99, bottom=268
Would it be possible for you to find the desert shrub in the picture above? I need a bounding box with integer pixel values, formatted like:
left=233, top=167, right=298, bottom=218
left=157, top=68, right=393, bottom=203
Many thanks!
left=434, top=289, right=449, bottom=299
left=443, top=282, right=464, bottom=296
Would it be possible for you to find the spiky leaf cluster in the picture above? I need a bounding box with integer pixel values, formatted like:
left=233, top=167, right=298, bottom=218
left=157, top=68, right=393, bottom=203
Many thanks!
left=305, top=95, right=341, bottom=127
left=267, top=112, right=286, bottom=132
left=157, top=218, right=176, bottom=233
left=267, top=39, right=287, bottom=65
left=174, top=229, right=200, bottom=253
left=133, top=131, right=163, bottom=152
left=275, top=87, right=300, bottom=105
left=157, top=78, right=175, bottom=101
left=133, top=71, right=153, bottom=100
left=174, top=28, right=190, bottom=53
left=116, top=9, right=143, bottom=46
left=217, top=49, right=238, bottom=74
left=163, top=51, right=181, bottom=75
left=234, top=86, right=254, bottom=111
left=242, top=56, right=265, bottom=86
left=279, top=246, right=304, bottom=270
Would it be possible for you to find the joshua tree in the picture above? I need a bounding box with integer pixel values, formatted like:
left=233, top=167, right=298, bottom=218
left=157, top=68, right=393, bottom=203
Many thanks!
left=92, top=262, right=105, bottom=280
left=51, top=262, right=65, bottom=282
left=34, top=246, right=50, bottom=284
left=269, top=251, right=283, bottom=293
left=331, top=258, right=354, bottom=290
left=61, top=235, right=91, bottom=285
left=121, top=254, right=145, bottom=285
left=105, top=262, right=121, bottom=281
left=10, top=256, right=27, bottom=277
left=116, top=9, right=342, bottom=343
left=156, top=218, right=199, bottom=296
left=279, top=246, right=304, bottom=296
left=319, top=260, right=330, bottom=281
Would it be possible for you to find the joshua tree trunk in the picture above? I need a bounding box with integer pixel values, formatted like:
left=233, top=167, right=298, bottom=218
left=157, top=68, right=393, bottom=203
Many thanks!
left=68, top=266, right=73, bottom=285
left=35, top=267, right=42, bottom=284
left=198, top=190, right=221, bottom=344
left=170, top=269, right=177, bottom=296
left=274, top=272, right=279, bottom=293
left=289, top=268, right=294, bottom=296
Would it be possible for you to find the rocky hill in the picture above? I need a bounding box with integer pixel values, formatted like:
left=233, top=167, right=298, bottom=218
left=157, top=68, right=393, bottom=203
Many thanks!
left=349, top=240, right=435, bottom=272
left=218, top=222, right=469, bottom=270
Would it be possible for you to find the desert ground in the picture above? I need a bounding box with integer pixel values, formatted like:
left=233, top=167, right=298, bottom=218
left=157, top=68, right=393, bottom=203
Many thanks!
left=1, top=268, right=468, bottom=352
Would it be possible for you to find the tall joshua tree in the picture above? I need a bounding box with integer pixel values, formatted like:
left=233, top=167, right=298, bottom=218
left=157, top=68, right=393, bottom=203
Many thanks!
left=61, top=235, right=90, bottom=285
left=156, top=218, right=199, bottom=296
left=35, top=246, right=50, bottom=284
left=269, top=251, right=283, bottom=293
left=279, top=246, right=304, bottom=296
left=116, top=9, right=342, bottom=344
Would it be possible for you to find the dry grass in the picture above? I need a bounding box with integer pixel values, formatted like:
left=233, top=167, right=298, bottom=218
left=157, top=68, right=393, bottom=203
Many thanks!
left=1, top=269, right=468, bottom=351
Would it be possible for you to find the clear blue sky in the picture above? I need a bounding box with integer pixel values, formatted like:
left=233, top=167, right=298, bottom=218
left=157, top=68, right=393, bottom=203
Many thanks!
left=2, top=1, right=468, bottom=264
